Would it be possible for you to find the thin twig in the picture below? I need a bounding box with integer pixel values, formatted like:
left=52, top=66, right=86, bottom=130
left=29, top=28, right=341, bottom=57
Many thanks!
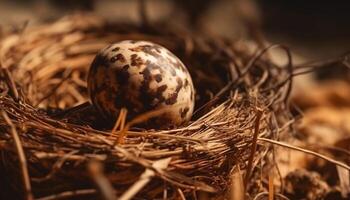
left=1, top=68, right=19, bottom=101
left=268, top=170, right=274, bottom=200
left=119, top=158, right=171, bottom=200
left=34, top=69, right=72, bottom=107
left=177, top=188, right=186, bottom=200
left=36, top=189, right=96, bottom=200
left=244, top=108, right=263, bottom=190
left=110, top=108, right=127, bottom=137
left=116, top=104, right=185, bottom=144
left=88, top=161, right=117, bottom=200
left=230, top=166, right=244, bottom=200
left=1, top=110, right=33, bottom=200
left=31, top=150, right=79, bottom=182
left=293, top=52, right=350, bottom=69
left=258, top=137, right=350, bottom=171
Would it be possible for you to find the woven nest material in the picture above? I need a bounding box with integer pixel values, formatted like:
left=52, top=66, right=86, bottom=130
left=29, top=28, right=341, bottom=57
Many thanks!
left=0, top=14, right=293, bottom=199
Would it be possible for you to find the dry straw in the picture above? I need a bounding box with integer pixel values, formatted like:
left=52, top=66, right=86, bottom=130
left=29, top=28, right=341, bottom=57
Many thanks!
left=0, top=14, right=293, bottom=199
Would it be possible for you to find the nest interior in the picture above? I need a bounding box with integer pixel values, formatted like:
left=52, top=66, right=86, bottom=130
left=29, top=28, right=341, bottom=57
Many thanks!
left=0, top=14, right=293, bottom=199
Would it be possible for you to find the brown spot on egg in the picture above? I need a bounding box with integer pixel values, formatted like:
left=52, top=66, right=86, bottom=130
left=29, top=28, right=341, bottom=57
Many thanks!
left=176, top=77, right=183, bottom=92
left=156, top=85, right=167, bottom=93
left=139, top=68, right=154, bottom=109
left=111, top=47, right=120, bottom=52
left=169, top=66, right=176, bottom=76
left=184, top=79, right=189, bottom=88
left=110, top=57, right=116, bottom=63
left=140, top=45, right=162, bottom=58
left=152, top=44, right=163, bottom=53
left=122, top=64, right=130, bottom=70
left=180, top=107, right=190, bottom=118
left=164, top=77, right=183, bottom=106
left=130, top=54, right=143, bottom=67
left=140, top=67, right=152, bottom=83
left=129, top=47, right=141, bottom=52
left=155, top=85, right=167, bottom=103
left=155, top=74, right=162, bottom=82
left=168, top=58, right=187, bottom=72
left=145, top=60, right=163, bottom=73
left=110, top=53, right=126, bottom=63
left=165, top=93, right=178, bottom=105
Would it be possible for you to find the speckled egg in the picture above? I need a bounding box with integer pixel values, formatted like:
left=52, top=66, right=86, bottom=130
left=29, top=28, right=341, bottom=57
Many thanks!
left=87, top=40, right=195, bottom=128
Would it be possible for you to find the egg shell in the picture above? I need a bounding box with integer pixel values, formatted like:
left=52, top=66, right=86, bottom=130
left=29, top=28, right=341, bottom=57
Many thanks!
left=87, top=40, right=195, bottom=128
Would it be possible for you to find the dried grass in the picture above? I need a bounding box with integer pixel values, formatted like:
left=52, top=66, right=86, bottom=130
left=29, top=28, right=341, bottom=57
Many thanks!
left=0, top=14, right=293, bottom=199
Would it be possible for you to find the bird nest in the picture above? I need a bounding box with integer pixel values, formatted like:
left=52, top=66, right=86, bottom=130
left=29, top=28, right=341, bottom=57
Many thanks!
left=0, top=14, right=293, bottom=199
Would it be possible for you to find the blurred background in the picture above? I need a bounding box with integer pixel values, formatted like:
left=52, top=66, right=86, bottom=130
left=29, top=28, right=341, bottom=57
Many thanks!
left=2, top=0, right=350, bottom=98
left=1, top=0, right=350, bottom=64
